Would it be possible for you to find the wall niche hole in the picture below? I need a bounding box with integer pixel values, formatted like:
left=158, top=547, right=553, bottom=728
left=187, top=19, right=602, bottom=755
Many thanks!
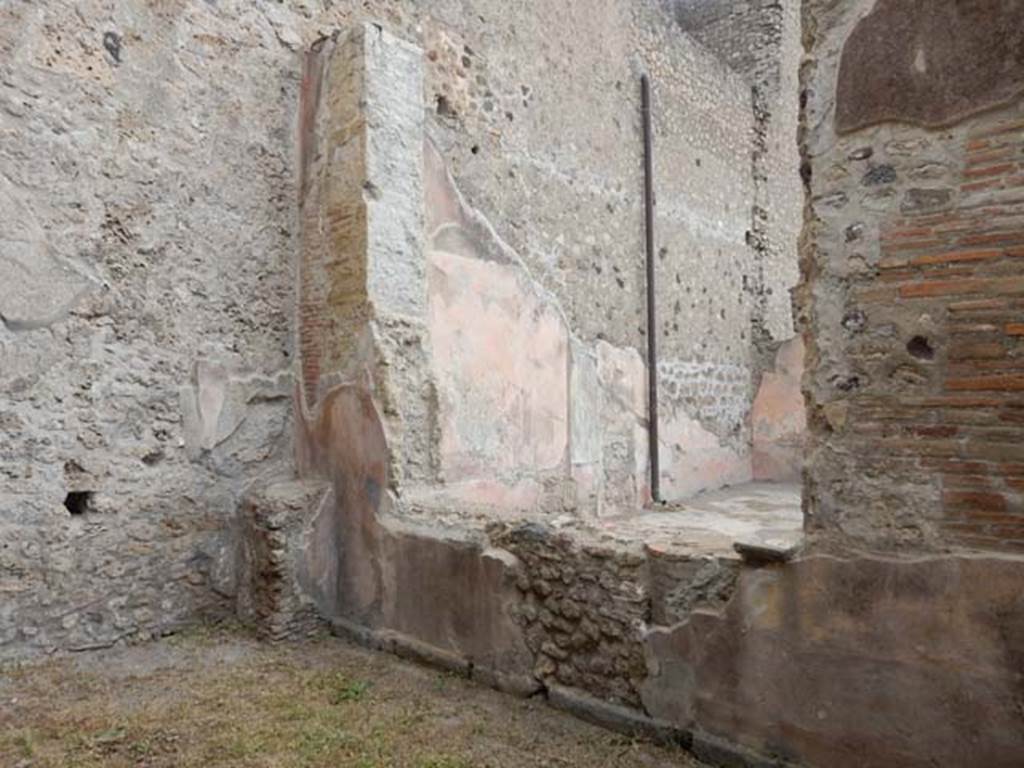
left=64, top=491, right=94, bottom=516
left=435, top=94, right=457, bottom=119
left=907, top=335, right=935, bottom=360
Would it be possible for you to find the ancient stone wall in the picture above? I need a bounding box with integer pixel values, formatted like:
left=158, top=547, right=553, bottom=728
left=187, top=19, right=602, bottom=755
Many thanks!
left=418, top=2, right=765, bottom=505
left=283, top=6, right=1024, bottom=767
left=291, top=2, right=767, bottom=516
left=668, top=0, right=807, bottom=484
left=0, top=1, right=299, bottom=658
left=669, top=0, right=804, bottom=347
left=0, top=0, right=782, bottom=657
left=246, top=5, right=1024, bottom=767
left=799, top=0, right=1024, bottom=551
left=6, top=6, right=1021, bottom=765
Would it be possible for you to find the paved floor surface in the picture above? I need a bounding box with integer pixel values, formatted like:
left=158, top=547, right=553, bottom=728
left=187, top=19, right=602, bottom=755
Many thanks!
left=598, top=481, right=803, bottom=557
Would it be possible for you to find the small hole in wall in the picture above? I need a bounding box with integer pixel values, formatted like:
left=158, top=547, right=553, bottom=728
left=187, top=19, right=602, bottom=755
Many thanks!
left=470, top=144, right=480, bottom=155
left=435, top=94, right=457, bottom=120
left=800, top=160, right=812, bottom=186
left=64, top=491, right=94, bottom=516
left=907, top=336, right=935, bottom=360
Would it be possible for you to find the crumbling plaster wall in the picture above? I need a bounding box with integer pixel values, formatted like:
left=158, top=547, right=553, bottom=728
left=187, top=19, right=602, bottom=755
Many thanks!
left=293, top=1, right=765, bottom=514
left=669, top=0, right=807, bottom=485
left=418, top=1, right=764, bottom=505
left=245, top=5, right=1024, bottom=768
left=0, top=1, right=298, bottom=658
left=1, top=0, right=776, bottom=658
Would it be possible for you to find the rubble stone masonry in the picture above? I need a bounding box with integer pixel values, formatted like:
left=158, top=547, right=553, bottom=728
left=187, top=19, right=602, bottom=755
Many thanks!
left=799, top=0, right=1024, bottom=551
left=0, top=0, right=783, bottom=658
left=9, top=2, right=1024, bottom=767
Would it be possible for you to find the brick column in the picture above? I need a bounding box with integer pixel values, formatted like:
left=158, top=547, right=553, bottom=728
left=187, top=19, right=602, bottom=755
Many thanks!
left=297, top=24, right=435, bottom=489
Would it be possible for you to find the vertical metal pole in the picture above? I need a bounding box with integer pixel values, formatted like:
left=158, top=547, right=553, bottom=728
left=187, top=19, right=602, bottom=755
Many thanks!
left=641, top=74, right=660, bottom=504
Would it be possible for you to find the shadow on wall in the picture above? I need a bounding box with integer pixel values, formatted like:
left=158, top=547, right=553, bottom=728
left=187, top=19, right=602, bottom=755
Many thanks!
left=752, top=336, right=806, bottom=482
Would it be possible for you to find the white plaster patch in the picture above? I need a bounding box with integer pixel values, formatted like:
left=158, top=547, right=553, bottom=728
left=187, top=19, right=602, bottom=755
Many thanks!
left=913, top=46, right=927, bottom=73
left=0, top=178, right=95, bottom=330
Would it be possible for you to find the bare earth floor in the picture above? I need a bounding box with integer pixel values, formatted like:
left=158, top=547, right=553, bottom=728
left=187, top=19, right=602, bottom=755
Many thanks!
left=0, top=627, right=705, bottom=768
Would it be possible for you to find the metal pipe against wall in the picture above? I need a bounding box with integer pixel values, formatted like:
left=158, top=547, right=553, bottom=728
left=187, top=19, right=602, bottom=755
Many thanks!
left=641, top=73, right=660, bottom=504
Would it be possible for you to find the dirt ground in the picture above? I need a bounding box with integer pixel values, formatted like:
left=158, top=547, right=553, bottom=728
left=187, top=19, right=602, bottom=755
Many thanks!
left=0, top=625, right=704, bottom=767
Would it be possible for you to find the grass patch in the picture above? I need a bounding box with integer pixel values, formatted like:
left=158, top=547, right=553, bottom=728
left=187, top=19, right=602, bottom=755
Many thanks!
left=319, top=671, right=372, bottom=704
left=0, top=634, right=701, bottom=767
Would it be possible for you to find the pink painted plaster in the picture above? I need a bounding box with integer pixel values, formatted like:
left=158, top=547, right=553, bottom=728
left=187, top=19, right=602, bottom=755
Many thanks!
left=751, top=336, right=806, bottom=481
left=658, top=408, right=752, bottom=500
left=427, top=250, right=569, bottom=480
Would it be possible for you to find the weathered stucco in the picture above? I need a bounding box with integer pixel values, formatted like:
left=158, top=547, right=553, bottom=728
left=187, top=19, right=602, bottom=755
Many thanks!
left=424, top=140, right=569, bottom=489
left=642, top=553, right=1024, bottom=767
left=1, top=0, right=789, bottom=656
left=669, top=0, right=804, bottom=346
left=5, top=2, right=1024, bottom=766
left=834, top=0, right=1024, bottom=133
left=0, top=0, right=300, bottom=656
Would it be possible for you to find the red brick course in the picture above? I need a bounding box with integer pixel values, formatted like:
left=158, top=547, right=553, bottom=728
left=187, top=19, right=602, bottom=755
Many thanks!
left=860, top=123, right=1024, bottom=550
